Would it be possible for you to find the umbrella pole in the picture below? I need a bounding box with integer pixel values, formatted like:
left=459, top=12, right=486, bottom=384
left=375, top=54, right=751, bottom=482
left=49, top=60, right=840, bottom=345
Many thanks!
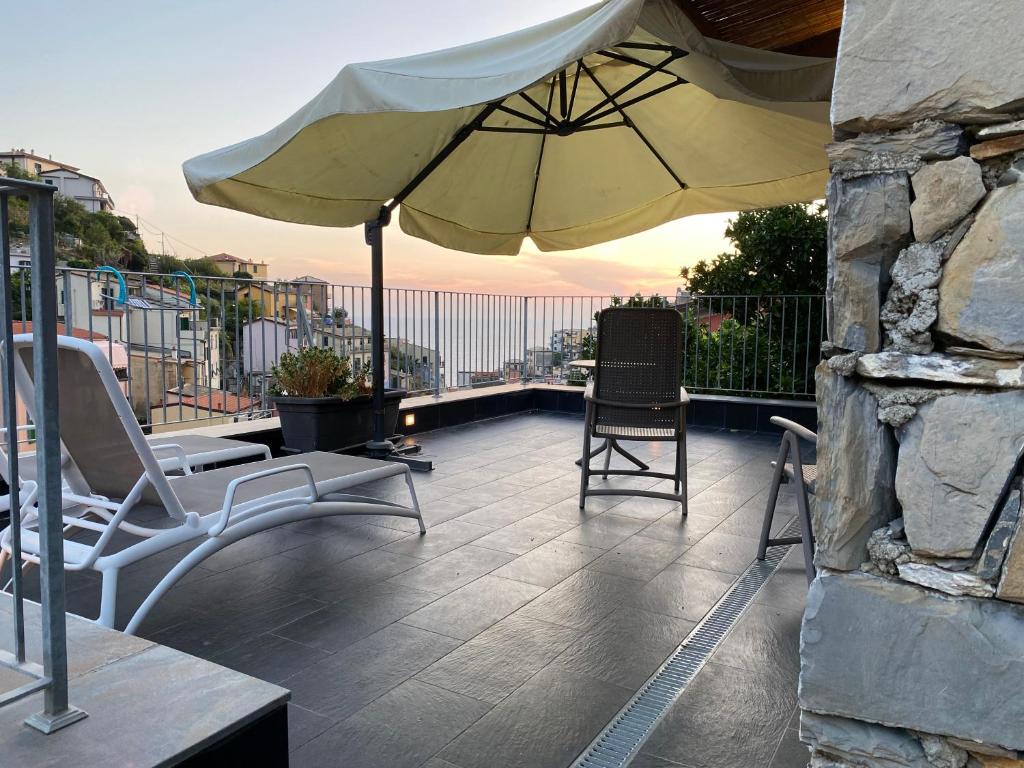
left=364, top=208, right=433, bottom=471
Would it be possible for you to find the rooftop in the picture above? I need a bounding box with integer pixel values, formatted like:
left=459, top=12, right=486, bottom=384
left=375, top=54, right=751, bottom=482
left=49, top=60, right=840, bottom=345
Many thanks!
left=16, top=411, right=809, bottom=767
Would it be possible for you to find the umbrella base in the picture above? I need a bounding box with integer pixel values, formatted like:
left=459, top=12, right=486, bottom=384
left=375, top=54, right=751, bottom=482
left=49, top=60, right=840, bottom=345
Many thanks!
left=367, top=438, right=434, bottom=472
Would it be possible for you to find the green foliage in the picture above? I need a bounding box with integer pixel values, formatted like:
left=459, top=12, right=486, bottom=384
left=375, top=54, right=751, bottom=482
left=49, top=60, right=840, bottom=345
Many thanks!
left=1, top=162, right=35, bottom=181
left=608, top=293, right=666, bottom=309
left=8, top=270, right=31, bottom=322
left=269, top=346, right=369, bottom=399
left=2, top=163, right=33, bottom=237
left=233, top=270, right=252, bottom=280
left=47, top=195, right=149, bottom=269
left=681, top=204, right=826, bottom=297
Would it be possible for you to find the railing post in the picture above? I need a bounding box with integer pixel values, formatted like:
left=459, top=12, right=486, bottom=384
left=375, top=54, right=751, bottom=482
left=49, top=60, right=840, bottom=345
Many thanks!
left=521, top=296, right=529, bottom=385
left=25, top=186, right=87, bottom=733
left=433, top=290, right=441, bottom=399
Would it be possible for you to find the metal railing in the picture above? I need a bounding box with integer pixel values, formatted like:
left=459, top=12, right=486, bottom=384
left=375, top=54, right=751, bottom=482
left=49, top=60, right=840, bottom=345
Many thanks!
left=6, top=266, right=826, bottom=432
left=0, top=176, right=86, bottom=732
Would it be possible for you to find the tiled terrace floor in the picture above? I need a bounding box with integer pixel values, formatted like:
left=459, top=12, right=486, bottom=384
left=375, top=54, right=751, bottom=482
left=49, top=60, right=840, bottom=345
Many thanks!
left=35, top=412, right=810, bottom=768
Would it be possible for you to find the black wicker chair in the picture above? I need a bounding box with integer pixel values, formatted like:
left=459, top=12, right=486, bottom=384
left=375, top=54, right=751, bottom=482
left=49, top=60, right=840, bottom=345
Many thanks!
left=578, top=307, right=688, bottom=516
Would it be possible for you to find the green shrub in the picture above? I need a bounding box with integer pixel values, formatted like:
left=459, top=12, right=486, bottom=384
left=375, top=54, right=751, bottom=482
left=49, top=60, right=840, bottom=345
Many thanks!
left=269, top=346, right=370, bottom=399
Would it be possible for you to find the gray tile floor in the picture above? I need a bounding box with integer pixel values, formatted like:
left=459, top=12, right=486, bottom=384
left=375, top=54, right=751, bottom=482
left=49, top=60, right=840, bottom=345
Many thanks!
left=38, top=412, right=812, bottom=768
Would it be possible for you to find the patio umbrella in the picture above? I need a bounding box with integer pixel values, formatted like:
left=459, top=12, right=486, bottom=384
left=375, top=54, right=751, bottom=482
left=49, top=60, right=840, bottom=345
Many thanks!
left=183, top=0, right=834, bottom=460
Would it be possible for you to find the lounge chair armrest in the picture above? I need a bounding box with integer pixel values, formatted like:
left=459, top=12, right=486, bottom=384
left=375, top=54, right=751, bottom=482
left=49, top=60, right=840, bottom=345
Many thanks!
left=770, top=416, right=816, bottom=443
left=151, top=443, right=193, bottom=475
left=679, top=387, right=690, bottom=405
left=208, top=463, right=317, bottom=537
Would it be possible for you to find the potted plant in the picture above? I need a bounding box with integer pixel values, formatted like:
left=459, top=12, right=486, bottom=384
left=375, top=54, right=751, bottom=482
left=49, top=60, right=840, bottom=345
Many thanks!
left=269, top=346, right=405, bottom=452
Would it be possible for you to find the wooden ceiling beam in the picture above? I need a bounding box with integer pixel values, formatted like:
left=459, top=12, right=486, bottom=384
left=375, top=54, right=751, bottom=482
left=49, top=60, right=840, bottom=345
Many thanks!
left=671, top=0, right=843, bottom=54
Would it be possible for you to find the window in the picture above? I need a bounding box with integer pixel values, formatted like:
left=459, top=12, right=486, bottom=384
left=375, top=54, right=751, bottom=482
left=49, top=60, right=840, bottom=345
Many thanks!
left=33, top=162, right=42, bottom=173
left=44, top=179, right=54, bottom=185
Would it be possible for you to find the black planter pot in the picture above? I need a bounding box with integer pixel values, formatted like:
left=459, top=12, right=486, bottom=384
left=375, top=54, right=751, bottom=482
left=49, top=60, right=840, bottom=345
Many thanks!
left=273, top=389, right=406, bottom=453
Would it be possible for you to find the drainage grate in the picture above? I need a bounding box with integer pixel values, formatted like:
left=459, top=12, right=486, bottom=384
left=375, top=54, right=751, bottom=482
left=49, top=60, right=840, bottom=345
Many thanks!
left=570, top=519, right=803, bottom=768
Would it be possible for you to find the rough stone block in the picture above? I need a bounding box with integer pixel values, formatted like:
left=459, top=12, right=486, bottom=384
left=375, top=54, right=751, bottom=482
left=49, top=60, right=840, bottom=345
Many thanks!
left=827, top=121, right=964, bottom=177
left=895, top=562, right=994, bottom=598
left=799, top=571, right=1024, bottom=751
left=910, top=157, right=985, bottom=242
left=997, top=496, right=1024, bottom=604
left=937, top=183, right=1024, bottom=355
left=880, top=242, right=943, bottom=354
left=814, top=365, right=898, bottom=569
left=832, top=0, right=1024, bottom=131
left=800, top=711, right=929, bottom=766
left=971, top=134, right=1024, bottom=161
left=897, top=390, right=1024, bottom=558
left=855, top=351, right=1024, bottom=389
left=828, top=173, right=911, bottom=352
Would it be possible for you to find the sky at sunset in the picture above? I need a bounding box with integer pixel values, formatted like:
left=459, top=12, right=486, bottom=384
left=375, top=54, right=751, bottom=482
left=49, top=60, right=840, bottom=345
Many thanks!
left=7, top=1, right=738, bottom=295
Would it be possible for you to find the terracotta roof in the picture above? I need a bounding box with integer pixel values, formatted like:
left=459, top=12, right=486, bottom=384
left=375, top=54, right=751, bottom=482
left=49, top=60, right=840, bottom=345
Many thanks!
left=19, top=322, right=108, bottom=341
left=178, top=392, right=258, bottom=414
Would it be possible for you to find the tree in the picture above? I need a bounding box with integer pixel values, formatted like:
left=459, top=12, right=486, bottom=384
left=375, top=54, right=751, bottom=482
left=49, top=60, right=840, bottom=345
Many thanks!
left=681, top=204, right=826, bottom=296
left=233, top=270, right=253, bottom=280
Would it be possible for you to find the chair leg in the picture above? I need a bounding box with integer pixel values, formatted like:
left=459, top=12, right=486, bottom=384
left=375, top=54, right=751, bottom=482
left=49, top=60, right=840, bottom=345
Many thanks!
left=403, top=468, right=426, bottom=535
left=579, top=403, right=594, bottom=509
left=611, top=441, right=649, bottom=470
left=98, top=567, right=120, bottom=629
left=602, top=438, right=612, bottom=479
left=757, top=439, right=789, bottom=561
left=677, top=426, right=688, bottom=518
left=795, top=478, right=817, bottom=584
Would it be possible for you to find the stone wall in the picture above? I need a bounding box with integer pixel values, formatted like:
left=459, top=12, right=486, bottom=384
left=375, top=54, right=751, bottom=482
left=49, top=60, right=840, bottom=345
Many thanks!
left=801, top=1, right=1024, bottom=765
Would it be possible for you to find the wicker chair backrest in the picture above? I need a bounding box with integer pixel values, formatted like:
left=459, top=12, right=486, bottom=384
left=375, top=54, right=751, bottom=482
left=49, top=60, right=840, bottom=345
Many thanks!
left=593, top=307, right=682, bottom=432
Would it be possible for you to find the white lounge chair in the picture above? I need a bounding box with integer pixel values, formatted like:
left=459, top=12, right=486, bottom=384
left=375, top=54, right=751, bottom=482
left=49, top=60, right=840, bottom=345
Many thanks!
left=1, top=335, right=424, bottom=634
left=0, top=380, right=273, bottom=573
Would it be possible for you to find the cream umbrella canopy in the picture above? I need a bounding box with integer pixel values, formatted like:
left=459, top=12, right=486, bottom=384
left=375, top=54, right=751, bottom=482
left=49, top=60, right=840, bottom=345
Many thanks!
left=183, top=0, right=834, bottom=456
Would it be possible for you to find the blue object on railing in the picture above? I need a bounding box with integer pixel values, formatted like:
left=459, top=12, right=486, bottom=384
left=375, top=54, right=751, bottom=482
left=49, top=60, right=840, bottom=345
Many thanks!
left=95, top=265, right=127, bottom=304
left=170, top=271, right=198, bottom=307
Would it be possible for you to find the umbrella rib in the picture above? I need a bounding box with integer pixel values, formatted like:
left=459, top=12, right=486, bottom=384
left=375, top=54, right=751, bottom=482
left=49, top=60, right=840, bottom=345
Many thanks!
left=572, top=50, right=682, bottom=126
left=566, top=61, right=582, bottom=122
left=526, top=76, right=558, bottom=232
left=581, top=79, right=686, bottom=126
left=518, top=91, right=556, bottom=123
left=579, top=61, right=687, bottom=190
left=387, top=100, right=504, bottom=210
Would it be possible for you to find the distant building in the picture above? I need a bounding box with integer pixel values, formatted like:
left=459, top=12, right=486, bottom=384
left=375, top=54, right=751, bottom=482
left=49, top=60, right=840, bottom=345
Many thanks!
left=674, top=290, right=728, bottom=332
left=210, top=252, right=269, bottom=280
left=457, top=370, right=501, bottom=388
left=38, top=168, right=115, bottom=212
left=242, top=317, right=379, bottom=381
left=57, top=271, right=222, bottom=416
left=236, top=282, right=311, bottom=322
left=0, top=148, right=76, bottom=176
left=526, top=346, right=554, bottom=377
left=550, top=328, right=591, bottom=362
left=292, top=275, right=330, bottom=313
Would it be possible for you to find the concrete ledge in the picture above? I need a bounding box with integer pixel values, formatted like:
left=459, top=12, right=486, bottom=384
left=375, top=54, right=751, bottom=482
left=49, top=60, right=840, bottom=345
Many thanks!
left=155, top=384, right=818, bottom=450
left=0, top=600, right=289, bottom=767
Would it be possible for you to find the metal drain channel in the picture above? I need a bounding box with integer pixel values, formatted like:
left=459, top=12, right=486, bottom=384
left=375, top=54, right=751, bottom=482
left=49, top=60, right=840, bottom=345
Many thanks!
left=570, top=519, right=802, bottom=768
